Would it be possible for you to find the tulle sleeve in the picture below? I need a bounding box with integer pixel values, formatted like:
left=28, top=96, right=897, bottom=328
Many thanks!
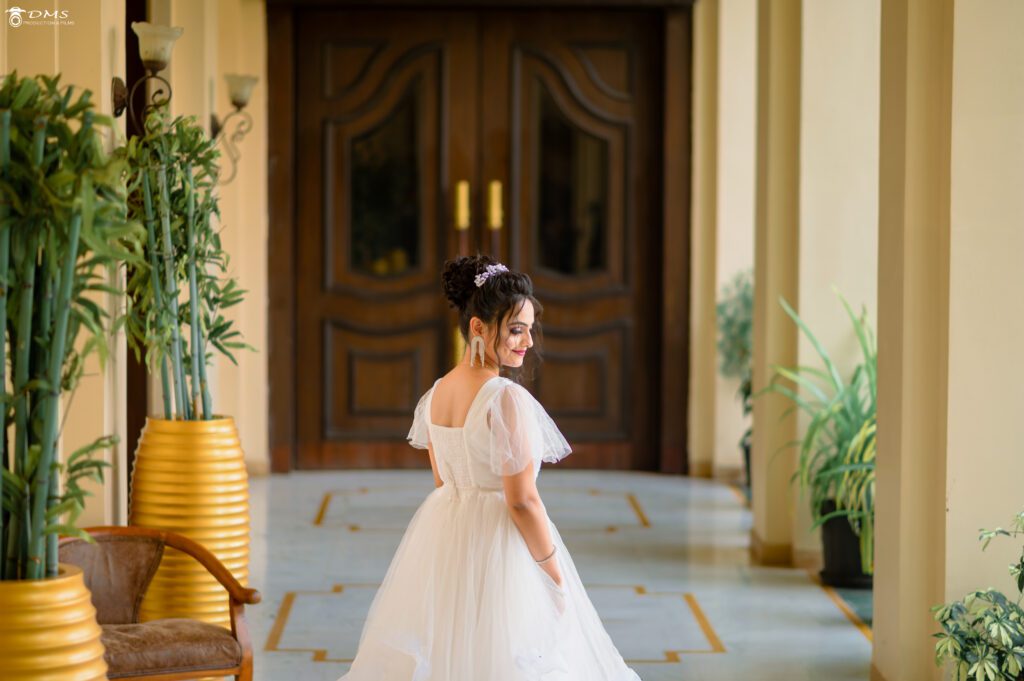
left=407, top=383, right=435, bottom=449
left=487, top=382, right=571, bottom=477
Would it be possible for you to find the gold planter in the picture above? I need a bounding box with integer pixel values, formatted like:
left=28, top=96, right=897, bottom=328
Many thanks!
left=130, top=416, right=250, bottom=628
left=0, top=564, right=108, bottom=680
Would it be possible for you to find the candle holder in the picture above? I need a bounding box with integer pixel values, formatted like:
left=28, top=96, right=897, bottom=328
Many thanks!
left=112, top=22, right=184, bottom=133
left=211, top=74, right=258, bottom=186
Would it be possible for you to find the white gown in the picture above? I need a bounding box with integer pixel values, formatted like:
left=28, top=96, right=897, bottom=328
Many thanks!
left=338, top=375, right=642, bottom=681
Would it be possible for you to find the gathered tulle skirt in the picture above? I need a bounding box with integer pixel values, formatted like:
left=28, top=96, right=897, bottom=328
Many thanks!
left=338, top=485, right=641, bottom=681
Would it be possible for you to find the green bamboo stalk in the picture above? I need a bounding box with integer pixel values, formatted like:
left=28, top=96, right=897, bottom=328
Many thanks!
left=156, top=165, right=186, bottom=420
left=7, top=115, right=46, bottom=578
left=37, top=268, right=57, bottom=577
left=184, top=163, right=205, bottom=420
left=176, top=327, right=190, bottom=421
left=197, top=213, right=212, bottom=418
left=0, top=109, right=10, bottom=580
left=141, top=170, right=172, bottom=419
left=26, top=212, right=81, bottom=579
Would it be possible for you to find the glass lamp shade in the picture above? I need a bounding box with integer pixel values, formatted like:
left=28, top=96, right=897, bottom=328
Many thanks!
left=225, top=74, right=259, bottom=109
left=132, top=22, right=184, bottom=72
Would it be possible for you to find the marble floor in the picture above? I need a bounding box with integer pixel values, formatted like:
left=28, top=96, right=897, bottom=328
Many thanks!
left=247, top=470, right=871, bottom=681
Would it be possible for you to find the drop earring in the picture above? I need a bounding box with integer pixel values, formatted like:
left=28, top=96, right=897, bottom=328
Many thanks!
left=470, top=335, right=485, bottom=367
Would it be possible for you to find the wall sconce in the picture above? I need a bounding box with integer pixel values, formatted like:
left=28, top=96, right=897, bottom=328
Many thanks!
left=112, top=22, right=184, bottom=132
left=210, top=74, right=258, bottom=185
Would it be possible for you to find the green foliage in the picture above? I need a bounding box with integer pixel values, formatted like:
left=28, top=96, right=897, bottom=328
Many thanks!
left=716, top=269, right=753, bottom=383
left=756, top=289, right=877, bottom=575
left=717, top=269, right=754, bottom=451
left=0, top=71, right=143, bottom=580
left=934, top=510, right=1024, bottom=680
left=119, top=106, right=253, bottom=420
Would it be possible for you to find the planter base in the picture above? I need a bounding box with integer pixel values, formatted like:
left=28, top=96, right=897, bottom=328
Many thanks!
left=130, top=416, right=250, bottom=629
left=819, top=500, right=873, bottom=590
left=0, top=564, right=108, bottom=680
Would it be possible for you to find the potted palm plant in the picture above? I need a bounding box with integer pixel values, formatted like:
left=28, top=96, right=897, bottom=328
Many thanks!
left=716, top=269, right=754, bottom=489
left=0, top=71, right=142, bottom=679
left=120, top=105, right=253, bottom=628
left=758, top=291, right=876, bottom=587
left=934, top=510, right=1024, bottom=680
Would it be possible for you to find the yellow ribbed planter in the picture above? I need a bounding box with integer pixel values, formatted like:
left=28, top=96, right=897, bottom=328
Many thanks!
left=130, top=416, right=250, bottom=629
left=0, top=564, right=108, bottom=681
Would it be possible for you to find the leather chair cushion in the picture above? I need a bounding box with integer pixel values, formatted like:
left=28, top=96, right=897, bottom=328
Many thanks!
left=59, top=536, right=164, bottom=625
left=101, top=618, right=242, bottom=678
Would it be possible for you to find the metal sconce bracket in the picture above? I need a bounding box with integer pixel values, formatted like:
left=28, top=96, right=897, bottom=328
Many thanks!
left=112, top=71, right=173, bottom=134
left=210, top=106, right=254, bottom=186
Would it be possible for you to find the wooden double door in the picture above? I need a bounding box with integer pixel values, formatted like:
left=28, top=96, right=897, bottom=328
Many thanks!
left=293, top=9, right=665, bottom=471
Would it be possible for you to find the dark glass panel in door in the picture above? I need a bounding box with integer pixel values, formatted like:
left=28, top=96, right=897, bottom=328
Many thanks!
left=351, top=85, right=420, bottom=277
left=537, top=83, right=609, bottom=275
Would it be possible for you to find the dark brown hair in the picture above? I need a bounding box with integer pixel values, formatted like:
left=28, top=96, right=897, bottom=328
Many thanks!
left=441, top=254, right=543, bottom=378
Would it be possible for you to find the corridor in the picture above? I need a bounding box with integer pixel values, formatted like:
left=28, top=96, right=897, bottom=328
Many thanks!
left=249, top=470, right=871, bottom=680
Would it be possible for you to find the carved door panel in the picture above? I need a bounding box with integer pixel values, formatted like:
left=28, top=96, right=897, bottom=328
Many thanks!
left=293, top=10, right=662, bottom=470
left=481, top=13, right=663, bottom=470
left=294, top=12, right=478, bottom=468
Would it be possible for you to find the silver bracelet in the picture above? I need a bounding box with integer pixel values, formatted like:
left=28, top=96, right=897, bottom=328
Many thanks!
left=535, top=545, right=558, bottom=564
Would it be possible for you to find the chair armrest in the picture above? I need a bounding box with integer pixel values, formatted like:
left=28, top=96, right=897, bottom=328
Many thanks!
left=81, top=526, right=261, bottom=605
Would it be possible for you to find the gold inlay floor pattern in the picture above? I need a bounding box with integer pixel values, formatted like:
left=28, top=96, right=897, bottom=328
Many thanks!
left=263, top=583, right=725, bottom=664
left=313, top=486, right=652, bottom=533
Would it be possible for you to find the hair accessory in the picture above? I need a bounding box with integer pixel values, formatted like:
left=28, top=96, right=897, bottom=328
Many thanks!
left=474, top=262, right=509, bottom=287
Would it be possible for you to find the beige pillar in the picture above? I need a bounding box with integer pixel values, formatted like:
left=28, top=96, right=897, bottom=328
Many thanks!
left=750, top=0, right=800, bottom=565
left=713, top=0, right=756, bottom=479
left=688, top=0, right=719, bottom=479
left=873, top=0, right=952, bottom=677
left=874, top=1, right=1024, bottom=679
left=792, top=0, right=880, bottom=566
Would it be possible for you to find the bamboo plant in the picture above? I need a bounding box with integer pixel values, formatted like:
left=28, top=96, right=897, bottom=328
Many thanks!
left=757, top=290, right=878, bottom=575
left=122, top=105, right=249, bottom=421
left=0, top=72, right=143, bottom=580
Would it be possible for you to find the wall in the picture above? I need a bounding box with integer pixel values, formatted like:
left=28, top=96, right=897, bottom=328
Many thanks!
left=713, top=0, right=756, bottom=476
left=944, top=0, right=1024, bottom=603
left=214, top=0, right=269, bottom=477
left=794, top=0, right=879, bottom=558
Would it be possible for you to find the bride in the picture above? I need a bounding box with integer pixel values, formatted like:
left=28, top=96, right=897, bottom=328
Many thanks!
left=338, top=254, right=642, bottom=680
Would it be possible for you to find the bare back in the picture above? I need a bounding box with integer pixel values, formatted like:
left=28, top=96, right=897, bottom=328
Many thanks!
left=429, top=368, right=499, bottom=429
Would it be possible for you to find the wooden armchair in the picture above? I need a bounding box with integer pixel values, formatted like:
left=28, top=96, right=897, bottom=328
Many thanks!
left=59, top=526, right=261, bottom=681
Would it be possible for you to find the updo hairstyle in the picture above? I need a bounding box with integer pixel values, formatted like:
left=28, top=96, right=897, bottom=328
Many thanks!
left=441, top=254, right=543, bottom=373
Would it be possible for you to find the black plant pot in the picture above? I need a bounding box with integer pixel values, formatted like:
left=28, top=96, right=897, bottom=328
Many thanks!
left=742, top=441, right=752, bottom=492
left=819, top=500, right=873, bottom=589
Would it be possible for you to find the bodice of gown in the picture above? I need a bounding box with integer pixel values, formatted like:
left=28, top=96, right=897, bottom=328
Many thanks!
left=407, top=376, right=572, bottom=490
left=428, top=425, right=485, bottom=490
